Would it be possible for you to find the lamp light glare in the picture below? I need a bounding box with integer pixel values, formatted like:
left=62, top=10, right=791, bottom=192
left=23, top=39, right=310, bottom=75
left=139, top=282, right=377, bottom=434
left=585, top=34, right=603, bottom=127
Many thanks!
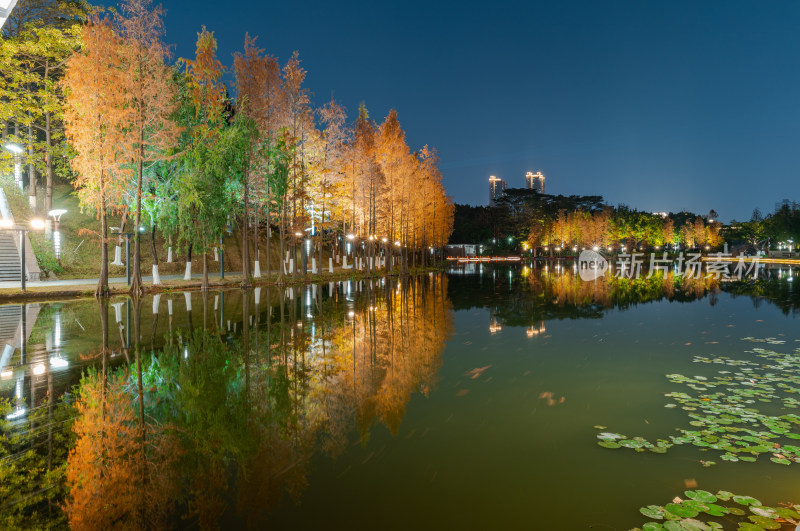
left=3, top=142, right=23, bottom=154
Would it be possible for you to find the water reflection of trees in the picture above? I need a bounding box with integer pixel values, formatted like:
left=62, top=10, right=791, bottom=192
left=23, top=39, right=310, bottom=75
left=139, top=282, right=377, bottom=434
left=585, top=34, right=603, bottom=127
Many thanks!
left=448, top=264, right=720, bottom=328
left=62, top=275, right=452, bottom=528
left=721, top=277, right=800, bottom=316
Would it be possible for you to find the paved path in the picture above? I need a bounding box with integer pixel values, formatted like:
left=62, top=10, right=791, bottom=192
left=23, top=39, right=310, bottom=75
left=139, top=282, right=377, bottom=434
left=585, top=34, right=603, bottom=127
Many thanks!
left=0, top=272, right=242, bottom=290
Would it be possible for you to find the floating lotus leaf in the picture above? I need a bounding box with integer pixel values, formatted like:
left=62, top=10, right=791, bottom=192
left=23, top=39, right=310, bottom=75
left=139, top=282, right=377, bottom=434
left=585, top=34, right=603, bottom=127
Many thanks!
left=679, top=519, right=711, bottom=531
left=640, top=505, right=666, bottom=519
left=746, top=515, right=781, bottom=529
left=642, top=523, right=665, bottom=531
left=620, top=439, right=645, bottom=449
left=685, top=490, right=717, bottom=503
left=702, top=504, right=728, bottom=517
left=598, top=440, right=621, bottom=449
left=665, top=503, right=699, bottom=518
left=749, top=507, right=778, bottom=518
left=732, top=496, right=761, bottom=507
left=773, top=506, right=800, bottom=519
left=598, top=432, right=624, bottom=440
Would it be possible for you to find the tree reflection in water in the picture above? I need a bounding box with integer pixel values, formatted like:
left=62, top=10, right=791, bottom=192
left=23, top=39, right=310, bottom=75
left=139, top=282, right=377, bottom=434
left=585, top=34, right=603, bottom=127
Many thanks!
left=5, top=265, right=799, bottom=527
left=63, top=274, right=453, bottom=528
left=448, top=263, right=724, bottom=329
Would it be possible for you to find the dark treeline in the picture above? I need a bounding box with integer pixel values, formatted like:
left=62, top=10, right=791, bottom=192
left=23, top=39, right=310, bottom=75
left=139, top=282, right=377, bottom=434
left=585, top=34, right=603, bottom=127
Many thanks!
left=449, top=188, right=721, bottom=252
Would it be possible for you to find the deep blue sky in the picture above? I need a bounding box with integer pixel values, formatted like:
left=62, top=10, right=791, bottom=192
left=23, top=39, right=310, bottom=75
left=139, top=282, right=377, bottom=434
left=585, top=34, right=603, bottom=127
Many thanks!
left=151, top=0, right=800, bottom=222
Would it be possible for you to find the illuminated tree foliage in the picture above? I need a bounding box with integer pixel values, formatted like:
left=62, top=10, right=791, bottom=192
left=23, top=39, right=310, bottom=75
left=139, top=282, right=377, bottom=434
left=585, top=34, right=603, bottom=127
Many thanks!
left=62, top=17, right=130, bottom=296
left=115, top=0, right=179, bottom=294
left=173, top=26, right=233, bottom=290
left=56, top=5, right=452, bottom=292
left=0, top=0, right=90, bottom=212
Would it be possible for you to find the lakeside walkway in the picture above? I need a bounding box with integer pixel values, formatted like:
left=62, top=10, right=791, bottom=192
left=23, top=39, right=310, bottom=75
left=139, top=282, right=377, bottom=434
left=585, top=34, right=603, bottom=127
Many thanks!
left=0, top=264, right=434, bottom=302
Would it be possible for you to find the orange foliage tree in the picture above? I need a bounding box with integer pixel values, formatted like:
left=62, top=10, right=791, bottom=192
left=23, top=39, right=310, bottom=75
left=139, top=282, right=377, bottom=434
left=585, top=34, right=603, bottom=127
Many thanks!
left=63, top=18, right=130, bottom=297
left=115, top=0, right=180, bottom=294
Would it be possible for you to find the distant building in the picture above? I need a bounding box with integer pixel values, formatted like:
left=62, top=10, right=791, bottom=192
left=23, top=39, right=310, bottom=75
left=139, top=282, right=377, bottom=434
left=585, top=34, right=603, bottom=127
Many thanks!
left=489, top=175, right=507, bottom=206
left=446, top=243, right=478, bottom=257
left=525, top=171, right=545, bottom=194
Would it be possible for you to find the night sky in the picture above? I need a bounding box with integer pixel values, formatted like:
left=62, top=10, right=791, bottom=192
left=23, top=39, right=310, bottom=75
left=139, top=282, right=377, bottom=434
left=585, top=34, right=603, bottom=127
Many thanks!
left=150, top=0, right=800, bottom=222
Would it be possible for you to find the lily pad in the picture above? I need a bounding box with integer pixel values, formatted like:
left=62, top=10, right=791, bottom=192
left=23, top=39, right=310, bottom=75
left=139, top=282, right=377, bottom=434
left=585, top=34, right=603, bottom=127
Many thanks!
left=749, top=507, right=778, bottom=518
left=746, top=515, right=781, bottom=529
left=665, top=503, right=699, bottom=518
left=597, top=432, right=624, bottom=441
left=640, top=505, right=666, bottom=519
left=702, top=504, right=729, bottom=517
left=679, top=519, right=711, bottom=531
left=732, top=495, right=762, bottom=507
left=685, top=490, right=717, bottom=503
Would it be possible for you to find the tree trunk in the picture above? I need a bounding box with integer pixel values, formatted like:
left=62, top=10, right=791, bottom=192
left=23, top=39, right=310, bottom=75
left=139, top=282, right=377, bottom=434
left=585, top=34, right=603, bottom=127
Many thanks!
left=266, top=184, right=271, bottom=279
left=279, top=215, right=285, bottom=282
left=45, top=111, right=53, bottom=213
left=202, top=252, right=209, bottom=291
left=150, top=226, right=158, bottom=265
left=97, top=177, right=109, bottom=297
left=254, top=199, right=260, bottom=276
left=130, top=140, right=144, bottom=295
left=27, top=123, right=36, bottom=210
left=150, top=225, right=160, bottom=285
left=242, top=168, right=251, bottom=288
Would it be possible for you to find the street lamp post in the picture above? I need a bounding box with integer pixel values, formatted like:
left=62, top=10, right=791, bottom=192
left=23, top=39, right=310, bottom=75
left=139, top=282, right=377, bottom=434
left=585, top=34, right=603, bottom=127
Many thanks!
left=47, top=209, right=67, bottom=259
left=3, top=142, right=23, bottom=191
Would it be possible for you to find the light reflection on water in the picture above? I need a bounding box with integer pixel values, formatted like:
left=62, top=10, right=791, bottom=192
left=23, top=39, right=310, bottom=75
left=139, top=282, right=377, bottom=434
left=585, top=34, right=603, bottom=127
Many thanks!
left=0, top=265, right=799, bottom=529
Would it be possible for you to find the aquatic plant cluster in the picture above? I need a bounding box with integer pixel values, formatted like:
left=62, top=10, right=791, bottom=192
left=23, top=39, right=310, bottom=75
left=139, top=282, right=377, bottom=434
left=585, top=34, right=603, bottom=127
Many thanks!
left=633, top=489, right=800, bottom=530
left=595, top=337, right=800, bottom=530
left=596, top=337, right=800, bottom=466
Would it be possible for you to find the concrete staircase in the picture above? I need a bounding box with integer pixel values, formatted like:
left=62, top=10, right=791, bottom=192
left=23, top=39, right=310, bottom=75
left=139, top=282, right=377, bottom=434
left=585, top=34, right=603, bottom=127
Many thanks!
left=0, top=232, right=21, bottom=282
left=0, top=187, right=40, bottom=283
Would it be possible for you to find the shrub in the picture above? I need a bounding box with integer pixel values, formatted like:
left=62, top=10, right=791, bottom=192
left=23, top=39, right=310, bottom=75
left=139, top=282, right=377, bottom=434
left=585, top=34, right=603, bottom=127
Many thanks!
left=29, top=233, right=63, bottom=277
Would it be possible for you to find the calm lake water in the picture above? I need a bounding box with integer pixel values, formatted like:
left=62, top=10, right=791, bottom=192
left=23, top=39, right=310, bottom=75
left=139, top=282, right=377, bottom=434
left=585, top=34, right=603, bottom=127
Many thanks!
left=2, top=263, right=799, bottom=529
